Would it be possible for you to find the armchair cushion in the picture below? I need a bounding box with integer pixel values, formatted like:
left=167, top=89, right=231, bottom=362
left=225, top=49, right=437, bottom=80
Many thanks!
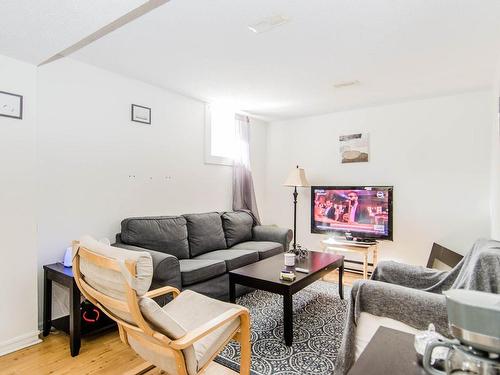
left=179, top=259, right=226, bottom=286
left=194, top=249, right=259, bottom=271
left=221, top=211, right=253, bottom=247
left=164, top=290, right=241, bottom=375
left=128, top=335, right=185, bottom=375
left=79, top=235, right=153, bottom=298
left=137, top=290, right=240, bottom=375
left=78, top=236, right=154, bottom=325
left=120, top=216, right=190, bottom=259
left=139, top=297, right=187, bottom=339
left=183, top=213, right=227, bottom=257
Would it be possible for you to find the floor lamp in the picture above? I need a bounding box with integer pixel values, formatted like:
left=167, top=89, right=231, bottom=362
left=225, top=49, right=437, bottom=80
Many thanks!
left=284, top=165, right=310, bottom=251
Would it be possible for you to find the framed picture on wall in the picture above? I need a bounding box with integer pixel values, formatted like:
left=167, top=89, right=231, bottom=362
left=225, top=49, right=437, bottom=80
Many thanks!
left=131, top=104, right=151, bottom=124
left=339, top=133, right=369, bottom=163
left=0, top=90, right=23, bottom=120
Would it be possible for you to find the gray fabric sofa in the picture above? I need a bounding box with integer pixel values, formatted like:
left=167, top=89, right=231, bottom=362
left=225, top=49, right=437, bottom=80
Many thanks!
left=114, top=211, right=292, bottom=301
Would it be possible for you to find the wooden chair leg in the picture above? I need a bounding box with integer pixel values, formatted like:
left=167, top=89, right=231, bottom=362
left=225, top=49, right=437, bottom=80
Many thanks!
left=123, top=361, right=155, bottom=375
left=363, top=253, right=368, bottom=279
left=118, top=324, right=129, bottom=346
left=372, top=245, right=378, bottom=273
left=239, top=313, right=251, bottom=375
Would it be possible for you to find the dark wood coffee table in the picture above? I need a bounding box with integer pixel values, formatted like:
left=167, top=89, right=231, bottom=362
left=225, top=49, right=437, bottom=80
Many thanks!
left=229, top=251, right=344, bottom=346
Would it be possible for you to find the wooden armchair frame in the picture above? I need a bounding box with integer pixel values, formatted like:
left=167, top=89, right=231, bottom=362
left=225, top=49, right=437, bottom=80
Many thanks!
left=72, top=241, right=251, bottom=375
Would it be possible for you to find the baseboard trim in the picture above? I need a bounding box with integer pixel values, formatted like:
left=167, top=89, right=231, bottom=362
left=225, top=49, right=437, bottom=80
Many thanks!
left=0, top=331, right=42, bottom=357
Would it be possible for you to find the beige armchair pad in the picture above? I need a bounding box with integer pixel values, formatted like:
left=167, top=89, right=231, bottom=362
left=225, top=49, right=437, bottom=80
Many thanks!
left=138, top=290, right=241, bottom=375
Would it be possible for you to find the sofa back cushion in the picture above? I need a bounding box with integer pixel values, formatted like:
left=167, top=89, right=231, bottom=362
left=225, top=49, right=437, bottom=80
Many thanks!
left=183, top=212, right=227, bottom=257
left=221, top=211, right=254, bottom=247
left=121, top=216, right=190, bottom=259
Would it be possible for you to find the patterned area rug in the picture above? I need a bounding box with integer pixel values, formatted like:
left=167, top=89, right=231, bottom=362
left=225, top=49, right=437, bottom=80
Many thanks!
left=215, top=281, right=349, bottom=375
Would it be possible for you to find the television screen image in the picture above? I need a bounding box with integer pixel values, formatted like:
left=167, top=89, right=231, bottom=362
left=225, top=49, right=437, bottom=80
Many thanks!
left=311, top=186, right=393, bottom=240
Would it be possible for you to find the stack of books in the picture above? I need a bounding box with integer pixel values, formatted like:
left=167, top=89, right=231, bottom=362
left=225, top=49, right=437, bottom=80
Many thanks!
left=280, top=268, right=296, bottom=281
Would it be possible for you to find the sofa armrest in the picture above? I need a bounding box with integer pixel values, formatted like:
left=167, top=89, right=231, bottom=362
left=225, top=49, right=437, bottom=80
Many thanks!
left=252, top=225, right=293, bottom=252
left=112, top=243, right=182, bottom=292
left=352, top=280, right=449, bottom=335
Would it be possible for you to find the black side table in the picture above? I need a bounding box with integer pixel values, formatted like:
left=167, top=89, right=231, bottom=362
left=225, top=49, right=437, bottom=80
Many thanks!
left=43, top=263, right=115, bottom=356
left=348, top=326, right=426, bottom=375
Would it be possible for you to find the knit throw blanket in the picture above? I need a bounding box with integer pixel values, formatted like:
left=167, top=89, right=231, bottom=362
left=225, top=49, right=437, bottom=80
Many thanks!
left=335, top=238, right=500, bottom=375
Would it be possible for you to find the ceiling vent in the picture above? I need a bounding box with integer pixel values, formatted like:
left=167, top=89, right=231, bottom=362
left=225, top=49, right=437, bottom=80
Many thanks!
left=248, top=15, right=289, bottom=34
left=333, top=80, right=360, bottom=88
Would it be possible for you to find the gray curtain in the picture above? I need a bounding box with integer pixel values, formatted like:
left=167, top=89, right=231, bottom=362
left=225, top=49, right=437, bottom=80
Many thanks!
left=232, top=114, right=261, bottom=224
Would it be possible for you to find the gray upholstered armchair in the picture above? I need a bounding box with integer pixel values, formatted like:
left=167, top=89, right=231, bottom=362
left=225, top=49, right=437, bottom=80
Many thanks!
left=335, top=238, right=500, bottom=375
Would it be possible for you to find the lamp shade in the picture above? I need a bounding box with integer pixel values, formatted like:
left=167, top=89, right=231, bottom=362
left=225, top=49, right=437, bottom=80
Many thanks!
left=284, top=166, right=310, bottom=187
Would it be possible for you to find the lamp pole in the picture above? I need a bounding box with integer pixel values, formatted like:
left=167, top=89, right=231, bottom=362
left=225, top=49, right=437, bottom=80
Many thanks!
left=292, top=185, right=298, bottom=250
left=284, top=165, right=309, bottom=253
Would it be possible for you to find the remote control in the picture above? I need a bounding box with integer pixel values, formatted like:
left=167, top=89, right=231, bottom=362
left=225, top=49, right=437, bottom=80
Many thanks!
left=295, top=267, right=309, bottom=274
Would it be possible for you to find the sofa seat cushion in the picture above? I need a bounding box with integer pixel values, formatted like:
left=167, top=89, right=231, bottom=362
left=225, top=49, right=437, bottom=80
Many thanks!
left=179, top=259, right=226, bottom=286
left=231, top=241, right=283, bottom=260
left=183, top=212, right=227, bottom=257
left=121, top=216, right=190, bottom=259
left=354, top=312, right=419, bottom=361
left=221, top=211, right=254, bottom=247
left=195, top=249, right=259, bottom=271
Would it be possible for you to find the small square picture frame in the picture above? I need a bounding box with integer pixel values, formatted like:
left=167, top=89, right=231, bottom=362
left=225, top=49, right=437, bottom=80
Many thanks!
left=131, top=104, right=151, bottom=124
left=0, top=90, right=23, bottom=120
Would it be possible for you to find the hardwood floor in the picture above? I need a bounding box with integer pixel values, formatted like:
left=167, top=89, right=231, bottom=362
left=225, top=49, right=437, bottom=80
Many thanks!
left=0, top=271, right=361, bottom=375
left=0, top=330, right=235, bottom=375
left=324, top=268, right=362, bottom=286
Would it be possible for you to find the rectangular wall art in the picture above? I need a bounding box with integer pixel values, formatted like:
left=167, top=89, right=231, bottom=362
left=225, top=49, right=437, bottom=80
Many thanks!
left=0, top=91, right=23, bottom=119
left=339, top=133, right=369, bottom=163
left=131, top=104, right=151, bottom=124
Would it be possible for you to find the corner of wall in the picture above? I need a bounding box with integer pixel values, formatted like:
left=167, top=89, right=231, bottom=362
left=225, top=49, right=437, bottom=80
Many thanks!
left=490, top=69, right=500, bottom=239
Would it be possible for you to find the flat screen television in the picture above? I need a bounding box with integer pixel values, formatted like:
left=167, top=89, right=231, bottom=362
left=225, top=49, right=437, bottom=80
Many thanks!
left=311, top=186, right=393, bottom=240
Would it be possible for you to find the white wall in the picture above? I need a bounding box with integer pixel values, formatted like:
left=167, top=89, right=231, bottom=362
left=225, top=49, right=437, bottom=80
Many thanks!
left=491, top=68, right=500, bottom=240
left=0, top=55, right=40, bottom=355
left=264, top=91, right=493, bottom=266
left=490, top=93, right=500, bottom=240
left=36, top=58, right=268, bottom=319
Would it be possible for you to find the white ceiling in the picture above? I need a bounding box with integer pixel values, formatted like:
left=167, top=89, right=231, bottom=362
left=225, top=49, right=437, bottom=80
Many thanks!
left=72, top=0, right=500, bottom=120
left=0, top=0, right=152, bottom=64
left=3, top=0, right=500, bottom=120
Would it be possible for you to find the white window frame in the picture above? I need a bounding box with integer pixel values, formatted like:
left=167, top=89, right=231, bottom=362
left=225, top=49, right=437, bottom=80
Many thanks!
left=204, top=104, right=235, bottom=166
